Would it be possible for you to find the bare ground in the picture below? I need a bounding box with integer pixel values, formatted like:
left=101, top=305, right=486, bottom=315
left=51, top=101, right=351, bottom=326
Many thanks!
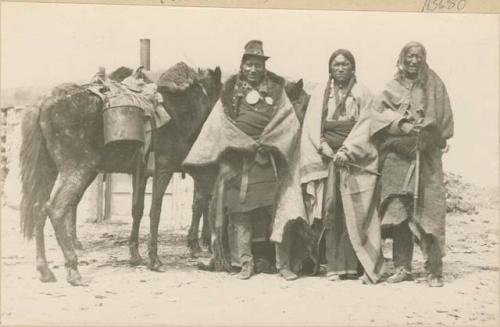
left=1, top=199, right=498, bottom=326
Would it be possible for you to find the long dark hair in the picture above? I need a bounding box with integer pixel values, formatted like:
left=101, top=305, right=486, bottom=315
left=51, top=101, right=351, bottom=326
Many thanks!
left=327, top=49, right=357, bottom=115
left=395, top=41, right=429, bottom=86
left=328, top=49, right=356, bottom=75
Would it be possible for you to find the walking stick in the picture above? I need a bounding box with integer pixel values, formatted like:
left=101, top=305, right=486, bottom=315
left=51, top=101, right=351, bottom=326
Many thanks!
left=413, top=138, right=421, bottom=220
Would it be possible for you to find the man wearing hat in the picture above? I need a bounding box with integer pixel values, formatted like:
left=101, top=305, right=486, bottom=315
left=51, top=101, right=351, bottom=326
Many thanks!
left=184, top=40, right=311, bottom=280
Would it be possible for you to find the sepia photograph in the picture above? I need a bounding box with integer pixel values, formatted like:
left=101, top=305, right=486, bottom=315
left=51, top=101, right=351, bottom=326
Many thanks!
left=1, top=1, right=499, bottom=325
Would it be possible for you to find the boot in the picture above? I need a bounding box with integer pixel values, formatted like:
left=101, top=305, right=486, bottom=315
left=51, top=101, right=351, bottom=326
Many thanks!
left=327, top=272, right=340, bottom=281
left=387, top=266, right=413, bottom=283
left=237, top=261, right=254, bottom=280
left=279, top=268, right=298, bottom=281
left=427, top=273, right=443, bottom=287
left=340, top=273, right=359, bottom=280
left=234, top=213, right=254, bottom=280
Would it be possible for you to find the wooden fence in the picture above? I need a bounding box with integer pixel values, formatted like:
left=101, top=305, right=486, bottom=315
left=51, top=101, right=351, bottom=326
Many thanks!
left=1, top=106, right=194, bottom=229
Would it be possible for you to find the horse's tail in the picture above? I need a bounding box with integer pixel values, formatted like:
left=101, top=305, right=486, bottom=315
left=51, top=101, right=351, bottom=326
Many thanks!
left=19, top=104, right=56, bottom=239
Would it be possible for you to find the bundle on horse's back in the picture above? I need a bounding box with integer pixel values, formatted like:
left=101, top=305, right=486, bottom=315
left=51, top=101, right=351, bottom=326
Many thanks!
left=109, top=66, right=133, bottom=82
left=157, top=62, right=198, bottom=93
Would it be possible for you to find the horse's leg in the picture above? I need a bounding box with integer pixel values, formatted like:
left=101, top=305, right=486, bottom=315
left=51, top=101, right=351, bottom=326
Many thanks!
left=129, top=163, right=147, bottom=266
left=69, top=206, right=83, bottom=250
left=187, top=178, right=203, bottom=256
left=201, top=172, right=216, bottom=251
left=148, top=159, right=173, bottom=271
left=46, top=167, right=96, bottom=286
left=201, top=195, right=211, bottom=250
left=67, top=171, right=97, bottom=250
left=33, top=169, right=58, bottom=283
left=35, top=210, right=57, bottom=282
left=65, top=206, right=82, bottom=250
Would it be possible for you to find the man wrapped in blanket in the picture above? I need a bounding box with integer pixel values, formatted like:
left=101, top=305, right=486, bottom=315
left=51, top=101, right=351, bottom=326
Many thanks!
left=184, top=40, right=311, bottom=281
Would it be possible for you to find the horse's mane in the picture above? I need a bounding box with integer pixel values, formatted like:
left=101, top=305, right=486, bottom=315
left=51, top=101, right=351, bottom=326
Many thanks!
left=157, top=62, right=198, bottom=93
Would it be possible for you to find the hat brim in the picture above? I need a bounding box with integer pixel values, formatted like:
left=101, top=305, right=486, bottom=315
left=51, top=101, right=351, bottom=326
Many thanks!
left=242, top=54, right=270, bottom=61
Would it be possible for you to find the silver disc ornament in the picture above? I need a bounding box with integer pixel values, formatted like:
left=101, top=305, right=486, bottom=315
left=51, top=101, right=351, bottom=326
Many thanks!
left=246, top=90, right=260, bottom=105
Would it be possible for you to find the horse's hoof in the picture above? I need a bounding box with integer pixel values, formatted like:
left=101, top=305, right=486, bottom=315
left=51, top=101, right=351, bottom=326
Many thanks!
left=149, top=258, right=166, bottom=272
left=66, top=269, right=86, bottom=286
left=130, top=255, right=143, bottom=266
left=129, top=248, right=142, bottom=266
left=38, top=268, right=57, bottom=283
left=188, top=240, right=202, bottom=257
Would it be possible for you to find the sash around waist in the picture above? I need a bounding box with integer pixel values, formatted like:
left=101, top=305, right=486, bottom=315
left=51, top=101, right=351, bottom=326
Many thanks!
left=322, top=119, right=356, bottom=152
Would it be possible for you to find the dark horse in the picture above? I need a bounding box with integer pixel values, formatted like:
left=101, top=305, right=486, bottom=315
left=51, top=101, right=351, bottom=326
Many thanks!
left=20, top=60, right=310, bottom=285
left=20, top=63, right=222, bottom=285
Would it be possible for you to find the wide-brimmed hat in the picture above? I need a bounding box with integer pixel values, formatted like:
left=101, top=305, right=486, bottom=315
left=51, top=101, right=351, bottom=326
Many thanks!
left=242, top=40, right=270, bottom=61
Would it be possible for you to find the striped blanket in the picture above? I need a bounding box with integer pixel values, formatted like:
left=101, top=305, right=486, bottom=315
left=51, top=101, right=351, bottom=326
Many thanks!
left=300, top=78, right=385, bottom=283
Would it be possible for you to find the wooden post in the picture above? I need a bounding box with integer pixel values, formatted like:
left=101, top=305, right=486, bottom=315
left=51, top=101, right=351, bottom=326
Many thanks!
left=97, top=39, right=152, bottom=222
left=104, top=173, right=113, bottom=220
left=94, top=173, right=104, bottom=222
left=0, top=107, right=10, bottom=199
left=140, top=39, right=151, bottom=71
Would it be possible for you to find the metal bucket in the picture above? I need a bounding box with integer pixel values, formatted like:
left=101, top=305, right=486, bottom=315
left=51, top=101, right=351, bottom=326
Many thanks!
left=103, top=105, right=145, bottom=146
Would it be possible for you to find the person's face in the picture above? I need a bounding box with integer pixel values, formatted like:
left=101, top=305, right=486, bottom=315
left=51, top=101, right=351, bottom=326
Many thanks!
left=403, top=46, right=425, bottom=77
left=241, top=57, right=266, bottom=86
left=330, top=54, right=354, bottom=84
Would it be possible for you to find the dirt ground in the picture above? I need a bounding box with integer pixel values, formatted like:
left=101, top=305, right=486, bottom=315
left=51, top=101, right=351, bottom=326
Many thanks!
left=1, top=191, right=498, bottom=326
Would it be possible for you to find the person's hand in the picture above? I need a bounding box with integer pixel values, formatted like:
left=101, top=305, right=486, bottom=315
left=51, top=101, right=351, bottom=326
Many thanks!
left=256, top=143, right=271, bottom=154
left=218, top=162, right=232, bottom=177
left=333, top=152, right=349, bottom=167
left=319, top=141, right=334, bottom=158
left=154, top=92, right=164, bottom=104
left=400, top=122, right=418, bottom=135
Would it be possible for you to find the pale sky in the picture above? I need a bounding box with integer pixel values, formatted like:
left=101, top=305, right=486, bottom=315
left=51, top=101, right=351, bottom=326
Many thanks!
left=1, top=2, right=498, bottom=186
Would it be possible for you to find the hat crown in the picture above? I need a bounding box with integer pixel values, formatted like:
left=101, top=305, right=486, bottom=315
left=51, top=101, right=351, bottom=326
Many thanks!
left=243, top=40, right=268, bottom=58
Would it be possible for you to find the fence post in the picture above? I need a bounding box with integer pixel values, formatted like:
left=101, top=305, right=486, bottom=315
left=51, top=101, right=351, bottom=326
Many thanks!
left=104, top=173, right=113, bottom=221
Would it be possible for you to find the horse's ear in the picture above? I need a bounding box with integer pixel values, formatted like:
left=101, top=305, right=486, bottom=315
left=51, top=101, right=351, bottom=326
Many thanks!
left=198, top=68, right=203, bottom=76
left=296, top=78, right=304, bottom=91
left=213, top=66, right=222, bottom=82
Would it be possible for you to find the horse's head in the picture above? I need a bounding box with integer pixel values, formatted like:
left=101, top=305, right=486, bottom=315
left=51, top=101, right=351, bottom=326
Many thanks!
left=285, top=78, right=310, bottom=124
left=197, top=66, right=222, bottom=110
left=155, top=63, right=222, bottom=144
